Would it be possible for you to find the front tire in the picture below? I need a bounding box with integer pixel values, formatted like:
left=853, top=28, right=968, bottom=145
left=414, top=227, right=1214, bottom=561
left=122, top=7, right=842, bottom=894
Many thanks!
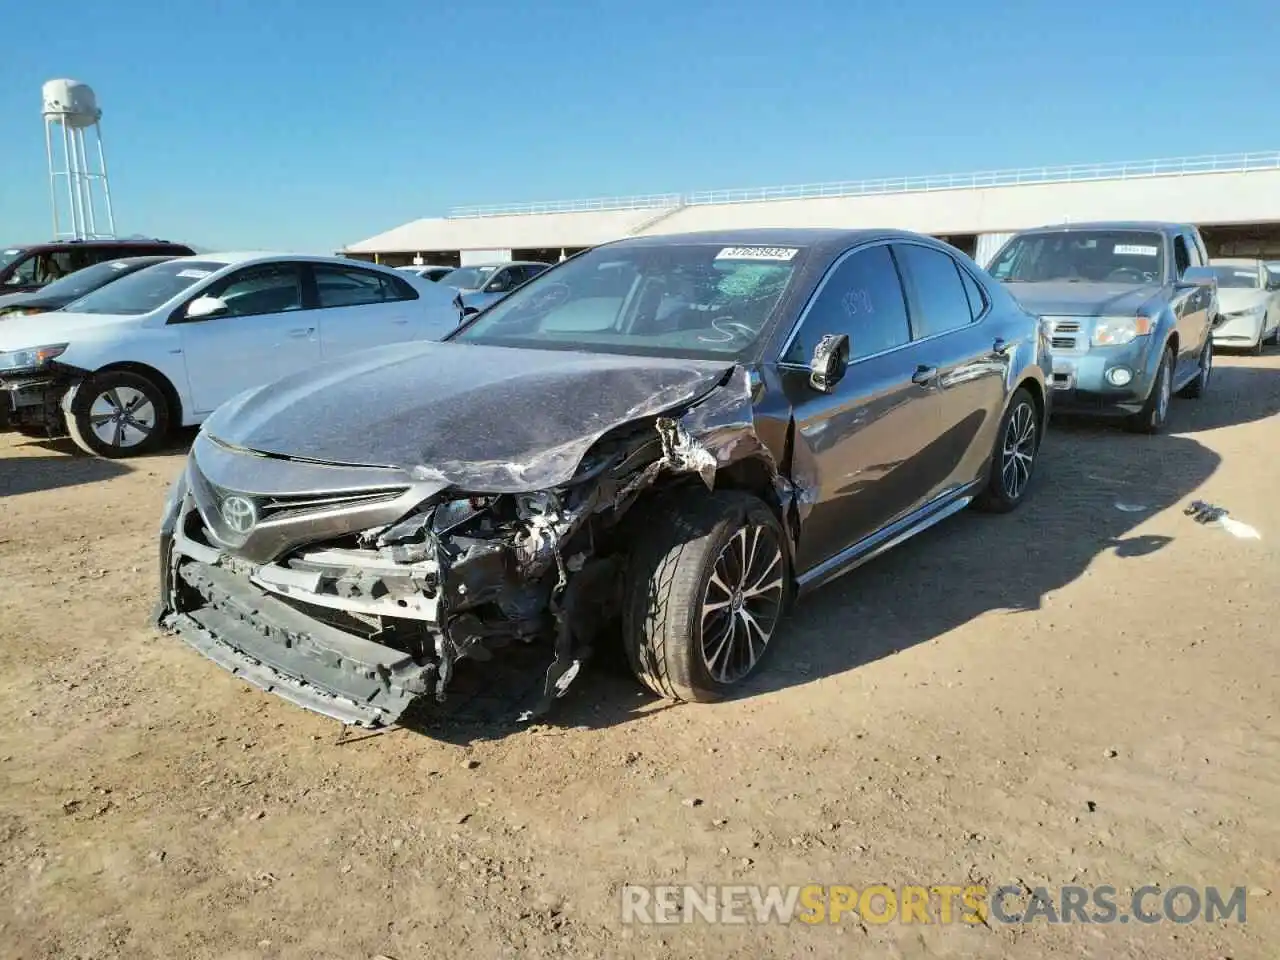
left=65, top=370, right=171, bottom=458
left=1178, top=337, right=1211, bottom=399
left=622, top=490, right=789, bottom=703
left=1125, top=345, right=1174, bottom=434
left=974, top=386, right=1040, bottom=513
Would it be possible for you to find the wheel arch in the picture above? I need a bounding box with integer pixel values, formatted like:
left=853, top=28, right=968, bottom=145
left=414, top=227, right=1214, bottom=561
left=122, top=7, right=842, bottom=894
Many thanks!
left=93, top=360, right=184, bottom=425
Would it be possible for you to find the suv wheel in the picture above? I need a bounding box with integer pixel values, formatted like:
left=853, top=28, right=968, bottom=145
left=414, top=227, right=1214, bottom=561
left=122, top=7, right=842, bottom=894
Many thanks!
left=974, top=387, right=1040, bottom=514
left=623, top=490, right=789, bottom=702
left=1125, top=346, right=1174, bottom=434
left=65, top=370, right=171, bottom=458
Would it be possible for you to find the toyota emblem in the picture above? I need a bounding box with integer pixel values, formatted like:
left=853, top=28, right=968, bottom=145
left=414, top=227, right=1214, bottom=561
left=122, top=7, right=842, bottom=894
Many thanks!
left=220, top=495, right=257, bottom=535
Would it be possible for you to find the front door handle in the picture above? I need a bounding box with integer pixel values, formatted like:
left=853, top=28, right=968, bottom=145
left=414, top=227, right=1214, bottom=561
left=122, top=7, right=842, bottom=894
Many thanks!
left=911, top=365, right=938, bottom=386
left=390, top=318, right=409, bottom=325
left=992, top=337, right=1013, bottom=355
left=287, top=327, right=315, bottom=338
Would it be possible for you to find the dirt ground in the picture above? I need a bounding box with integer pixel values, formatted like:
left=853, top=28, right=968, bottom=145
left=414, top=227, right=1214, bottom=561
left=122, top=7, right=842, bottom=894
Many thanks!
left=1, top=353, right=1278, bottom=960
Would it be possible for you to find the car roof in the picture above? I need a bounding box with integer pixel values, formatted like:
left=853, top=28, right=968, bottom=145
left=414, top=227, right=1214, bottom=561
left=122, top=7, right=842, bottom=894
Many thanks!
left=452, top=261, right=548, bottom=268
left=603, top=227, right=938, bottom=260
left=173, top=252, right=414, bottom=273
left=1016, top=221, right=1194, bottom=235
left=9, top=238, right=193, bottom=252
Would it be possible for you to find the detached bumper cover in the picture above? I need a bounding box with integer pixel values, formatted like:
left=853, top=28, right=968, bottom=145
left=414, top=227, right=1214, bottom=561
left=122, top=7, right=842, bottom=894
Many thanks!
left=159, top=541, right=434, bottom=728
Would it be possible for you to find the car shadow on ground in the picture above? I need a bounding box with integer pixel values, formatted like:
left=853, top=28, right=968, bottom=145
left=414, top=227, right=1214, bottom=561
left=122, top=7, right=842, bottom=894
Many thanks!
left=0, top=445, right=132, bottom=497
left=401, top=382, right=1260, bottom=744
left=1, top=428, right=200, bottom=497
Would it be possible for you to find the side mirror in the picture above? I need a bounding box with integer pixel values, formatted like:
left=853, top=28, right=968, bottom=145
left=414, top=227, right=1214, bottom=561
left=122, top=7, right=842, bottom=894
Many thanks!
left=809, top=333, right=850, bottom=393
left=1176, top=267, right=1215, bottom=290
left=185, top=295, right=229, bottom=320
left=484, top=278, right=511, bottom=293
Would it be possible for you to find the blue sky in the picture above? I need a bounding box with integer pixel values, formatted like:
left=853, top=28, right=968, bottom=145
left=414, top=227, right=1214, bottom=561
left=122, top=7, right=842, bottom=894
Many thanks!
left=1, top=0, right=1274, bottom=253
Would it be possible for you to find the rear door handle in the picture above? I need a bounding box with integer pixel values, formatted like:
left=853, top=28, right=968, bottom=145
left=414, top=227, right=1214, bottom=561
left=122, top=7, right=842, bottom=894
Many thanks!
left=391, top=318, right=409, bottom=325
left=287, top=327, right=314, bottom=338
left=911, top=365, right=938, bottom=385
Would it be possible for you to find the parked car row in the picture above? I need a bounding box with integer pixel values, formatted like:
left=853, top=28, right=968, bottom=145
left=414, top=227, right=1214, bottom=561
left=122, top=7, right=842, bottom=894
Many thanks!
left=0, top=219, right=1271, bottom=729
left=0, top=252, right=460, bottom=455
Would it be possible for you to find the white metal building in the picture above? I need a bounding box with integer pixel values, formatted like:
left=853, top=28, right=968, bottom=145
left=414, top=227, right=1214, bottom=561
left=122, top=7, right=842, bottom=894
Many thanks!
left=341, top=152, right=1280, bottom=268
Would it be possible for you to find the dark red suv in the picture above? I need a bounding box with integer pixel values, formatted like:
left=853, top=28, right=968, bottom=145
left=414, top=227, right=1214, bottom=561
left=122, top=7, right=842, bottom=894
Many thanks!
left=0, top=238, right=197, bottom=294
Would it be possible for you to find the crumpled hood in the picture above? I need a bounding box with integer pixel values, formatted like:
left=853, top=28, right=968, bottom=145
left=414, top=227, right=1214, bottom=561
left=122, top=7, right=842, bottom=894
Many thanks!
left=203, top=340, right=737, bottom=493
left=1217, top=288, right=1270, bottom=315
left=0, top=310, right=137, bottom=350
left=1005, top=281, right=1164, bottom=318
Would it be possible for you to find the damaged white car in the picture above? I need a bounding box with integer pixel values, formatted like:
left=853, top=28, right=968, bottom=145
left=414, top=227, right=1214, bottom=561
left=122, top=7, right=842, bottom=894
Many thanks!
left=155, top=229, right=1051, bottom=727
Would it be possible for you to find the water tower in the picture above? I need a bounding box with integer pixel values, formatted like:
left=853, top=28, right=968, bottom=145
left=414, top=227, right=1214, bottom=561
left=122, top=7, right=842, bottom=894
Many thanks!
left=42, top=79, right=116, bottom=240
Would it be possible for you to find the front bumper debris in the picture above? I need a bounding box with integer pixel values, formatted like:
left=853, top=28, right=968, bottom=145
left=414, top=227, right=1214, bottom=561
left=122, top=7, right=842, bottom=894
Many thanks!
left=160, top=548, right=435, bottom=727
left=0, top=374, right=64, bottom=433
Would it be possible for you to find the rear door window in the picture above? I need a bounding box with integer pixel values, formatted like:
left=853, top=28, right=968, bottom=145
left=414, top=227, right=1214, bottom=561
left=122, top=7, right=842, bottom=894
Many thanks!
left=892, top=243, right=976, bottom=339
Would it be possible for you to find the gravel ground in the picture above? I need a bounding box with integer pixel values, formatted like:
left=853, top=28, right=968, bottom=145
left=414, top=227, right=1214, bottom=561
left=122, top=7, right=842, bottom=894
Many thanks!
left=1, top=352, right=1278, bottom=959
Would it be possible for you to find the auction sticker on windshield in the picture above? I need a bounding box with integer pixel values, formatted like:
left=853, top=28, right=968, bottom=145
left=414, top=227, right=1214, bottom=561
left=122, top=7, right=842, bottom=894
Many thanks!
left=176, top=269, right=213, bottom=279
left=715, top=247, right=800, bottom=261
left=1114, top=245, right=1159, bottom=257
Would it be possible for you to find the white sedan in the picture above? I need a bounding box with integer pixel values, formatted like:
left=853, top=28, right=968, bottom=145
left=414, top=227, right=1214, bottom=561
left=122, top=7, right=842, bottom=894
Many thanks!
left=1207, top=257, right=1280, bottom=354
left=0, top=252, right=461, bottom=457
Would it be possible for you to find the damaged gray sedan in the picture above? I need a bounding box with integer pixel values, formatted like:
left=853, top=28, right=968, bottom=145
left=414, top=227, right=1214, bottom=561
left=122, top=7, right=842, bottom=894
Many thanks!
left=154, top=229, right=1051, bottom=727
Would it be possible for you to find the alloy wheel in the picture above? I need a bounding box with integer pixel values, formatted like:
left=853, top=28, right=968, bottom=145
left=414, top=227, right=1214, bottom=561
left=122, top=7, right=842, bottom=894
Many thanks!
left=1000, top=401, right=1037, bottom=501
left=1156, top=359, right=1172, bottom=424
left=88, top=386, right=156, bottom=449
left=699, top=524, right=785, bottom=684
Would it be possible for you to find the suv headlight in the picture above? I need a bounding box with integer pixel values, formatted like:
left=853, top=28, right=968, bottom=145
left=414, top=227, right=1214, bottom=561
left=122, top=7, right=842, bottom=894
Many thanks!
left=0, top=342, right=69, bottom=373
left=1091, top=316, right=1151, bottom=347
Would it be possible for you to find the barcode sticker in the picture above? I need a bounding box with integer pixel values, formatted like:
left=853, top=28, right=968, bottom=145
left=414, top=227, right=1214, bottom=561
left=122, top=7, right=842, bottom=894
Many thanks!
left=715, top=246, right=800, bottom=261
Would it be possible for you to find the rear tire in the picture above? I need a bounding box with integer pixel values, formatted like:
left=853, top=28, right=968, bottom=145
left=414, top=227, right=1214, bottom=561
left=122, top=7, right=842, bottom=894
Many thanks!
left=1125, top=346, right=1174, bottom=434
left=974, top=387, right=1040, bottom=514
left=65, top=370, right=171, bottom=459
left=1178, top=337, right=1211, bottom=399
left=622, top=489, right=789, bottom=703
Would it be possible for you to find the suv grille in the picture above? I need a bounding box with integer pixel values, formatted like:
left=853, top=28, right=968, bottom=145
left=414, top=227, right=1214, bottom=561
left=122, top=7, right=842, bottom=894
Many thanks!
left=1047, top=318, right=1083, bottom=351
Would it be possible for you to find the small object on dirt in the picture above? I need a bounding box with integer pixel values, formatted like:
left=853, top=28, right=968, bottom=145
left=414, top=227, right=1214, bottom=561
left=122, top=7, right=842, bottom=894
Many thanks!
left=250, top=810, right=266, bottom=821
left=1104, top=748, right=1119, bottom=758
left=718, top=846, right=729, bottom=855
left=1249, top=887, right=1271, bottom=897
left=199, top=776, right=216, bottom=786
left=1086, top=801, right=1098, bottom=813
left=682, top=797, right=703, bottom=808
left=463, top=758, right=481, bottom=770
left=712, top=818, right=728, bottom=827
left=61, top=799, right=82, bottom=814
left=456, top=813, right=473, bottom=825
left=149, top=850, right=166, bottom=864
left=340, top=863, right=352, bottom=875
left=740, top=858, right=754, bottom=867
